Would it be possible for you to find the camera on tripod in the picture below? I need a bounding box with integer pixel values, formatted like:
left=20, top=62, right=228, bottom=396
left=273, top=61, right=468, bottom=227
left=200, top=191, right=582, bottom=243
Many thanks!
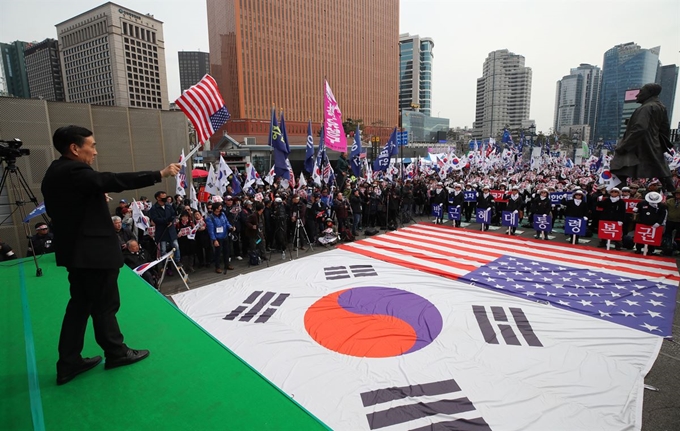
left=0, top=139, right=30, bottom=159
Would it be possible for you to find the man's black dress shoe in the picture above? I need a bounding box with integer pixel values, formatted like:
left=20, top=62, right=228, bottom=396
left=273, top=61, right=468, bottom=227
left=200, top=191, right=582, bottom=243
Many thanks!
left=104, top=349, right=150, bottom=370
left=57, top=356, right=103, bottom=385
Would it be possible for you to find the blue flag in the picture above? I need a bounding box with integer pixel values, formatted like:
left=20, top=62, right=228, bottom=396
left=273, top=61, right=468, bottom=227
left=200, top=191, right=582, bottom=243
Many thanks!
left=23, top=202, right=46, bottom=223
left=373, top=128, right=398, bottom=172
left=304, top=120, right=315, bottom=173
left=231, top=173, right=242, bottom=194
left=350, top=124, right=362, bottom=178
left=502, top=129, right=513, bottom=145
left=269, top=108, right=290, bottom=180
left=387, top=127, right=399, bottom=156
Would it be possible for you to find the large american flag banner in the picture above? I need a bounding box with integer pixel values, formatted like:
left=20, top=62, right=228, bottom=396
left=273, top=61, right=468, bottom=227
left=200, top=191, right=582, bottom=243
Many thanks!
left=175, top=74, right=230, bottom=144
left=340, top=223, right=678, bottom=337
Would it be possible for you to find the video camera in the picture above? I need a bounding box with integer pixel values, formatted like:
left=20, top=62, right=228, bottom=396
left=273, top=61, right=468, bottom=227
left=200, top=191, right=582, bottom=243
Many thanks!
left=0, top=138, right=30, bottom=159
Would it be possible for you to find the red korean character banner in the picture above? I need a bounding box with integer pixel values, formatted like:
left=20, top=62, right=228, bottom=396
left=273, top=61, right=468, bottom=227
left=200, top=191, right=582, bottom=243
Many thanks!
left=598, top=220, right=623, bottom=241
left=490, top=190, right=508, bottom=203
left=634, top=224, right=663, bottom=246
left=198, top=186, right=211, bottom=203
left=623, top=199, right=641, bottom=214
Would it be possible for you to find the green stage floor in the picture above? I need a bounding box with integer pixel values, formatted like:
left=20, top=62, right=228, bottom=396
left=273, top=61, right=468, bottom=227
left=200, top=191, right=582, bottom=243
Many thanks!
left=1, top=255, right=328, bottom=431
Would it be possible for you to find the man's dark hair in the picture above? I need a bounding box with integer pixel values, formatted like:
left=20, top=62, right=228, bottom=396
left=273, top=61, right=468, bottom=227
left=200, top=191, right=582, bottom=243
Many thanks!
left=154, top=191, right=166, bottom=200
left=255, top=202, right=264, bottom=211
left=52, top=125, right=93, bottom=155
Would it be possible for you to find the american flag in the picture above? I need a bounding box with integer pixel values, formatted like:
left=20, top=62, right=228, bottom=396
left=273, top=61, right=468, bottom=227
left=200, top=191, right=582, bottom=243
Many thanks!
left=340, top=223, right=679, bottom=337
left=175, top=74, right=230, bottom=144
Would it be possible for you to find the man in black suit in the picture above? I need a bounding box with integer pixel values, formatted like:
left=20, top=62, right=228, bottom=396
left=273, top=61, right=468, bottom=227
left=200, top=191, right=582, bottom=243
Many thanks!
left=41, top=125, right=180, bottom=385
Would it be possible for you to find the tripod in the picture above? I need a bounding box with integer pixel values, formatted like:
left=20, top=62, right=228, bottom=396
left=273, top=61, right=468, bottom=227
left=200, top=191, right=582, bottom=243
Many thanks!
left=0, top=152, right=48, bottom=277
left=292, top=216, right=313, bottom=258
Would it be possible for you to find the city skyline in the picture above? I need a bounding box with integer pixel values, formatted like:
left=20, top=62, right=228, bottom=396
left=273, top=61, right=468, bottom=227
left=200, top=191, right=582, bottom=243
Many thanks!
left=1, top=0, right=679, bottom=136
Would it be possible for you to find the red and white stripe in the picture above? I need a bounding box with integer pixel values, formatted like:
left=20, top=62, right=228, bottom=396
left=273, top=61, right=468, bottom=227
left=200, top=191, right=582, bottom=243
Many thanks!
left=175, top=75, right=225, bottom=144
left=339, top=223, right=680, bottom=285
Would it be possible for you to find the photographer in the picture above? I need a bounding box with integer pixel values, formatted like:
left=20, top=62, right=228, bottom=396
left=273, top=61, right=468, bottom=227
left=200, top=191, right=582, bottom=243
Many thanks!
left=289, top=194, right=307, bottom=250
left=349, top=188, right=362, bottom=236
left=272, top=197, right=288, bottom=252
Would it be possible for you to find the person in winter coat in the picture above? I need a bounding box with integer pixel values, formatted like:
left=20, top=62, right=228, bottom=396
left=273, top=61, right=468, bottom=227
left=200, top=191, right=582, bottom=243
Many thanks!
left=563, top=190, right=589, bottom=244
left=597, top=187, right=627, bottom=249
left=448, top=183, right=465, bottom=227
left=633, top=192, right=667, bottom=254
left=205, top=203, right=235, bottom=273
left=530, top=189, right=553, bottom=239
left=475, top=186, right=495, bottom=231
left=430, top=182, right=448, bottom=224
left=504, top=186, right=525, bottom=235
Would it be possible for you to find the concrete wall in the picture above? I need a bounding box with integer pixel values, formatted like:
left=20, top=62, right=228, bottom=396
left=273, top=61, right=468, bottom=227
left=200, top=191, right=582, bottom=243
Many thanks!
left=0, top=97, right=188, bottom=257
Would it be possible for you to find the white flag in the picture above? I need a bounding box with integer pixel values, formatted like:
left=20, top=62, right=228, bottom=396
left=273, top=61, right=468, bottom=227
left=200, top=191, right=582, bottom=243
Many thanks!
left=175, top=149, right=187, bottom=196
left=190, top=184, right=199, bottom=210
left=264, top=165, right=276, bottom=185
left=204, top=164, right=220, bottom=196
left=297, top=171, right=307, bottom=189
left=130, top=200, right=149, bottom=233
left=218, top=155, right=234, bottom=195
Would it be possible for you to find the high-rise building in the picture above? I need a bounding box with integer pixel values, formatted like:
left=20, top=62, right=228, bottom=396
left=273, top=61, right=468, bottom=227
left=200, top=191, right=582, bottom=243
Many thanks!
left=595, top=42, right=660, bottom=141
left=656, top=64, right=678, bottom=122
left=553, top=63, right=601, bottom=139
left=178, top=51, right=210, bottom=93
left=24, top=38, right=65, bottom=102
left=206, top=0, right=399, bottom=144
left=473, top=49, right=532, bottom=139
left=56, top=2, right=169, bottom=109
left=0, top=41, right=31, bottom=98
left=399, top=33, right=434, bottom=117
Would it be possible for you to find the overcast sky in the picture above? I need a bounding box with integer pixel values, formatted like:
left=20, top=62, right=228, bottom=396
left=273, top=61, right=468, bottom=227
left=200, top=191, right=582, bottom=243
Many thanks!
left=2, top=0, right=679, bottom=133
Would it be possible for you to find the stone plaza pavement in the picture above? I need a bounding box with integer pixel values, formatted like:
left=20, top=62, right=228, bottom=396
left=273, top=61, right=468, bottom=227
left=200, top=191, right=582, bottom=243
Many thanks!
left=160, top=215, right=680, bottom=431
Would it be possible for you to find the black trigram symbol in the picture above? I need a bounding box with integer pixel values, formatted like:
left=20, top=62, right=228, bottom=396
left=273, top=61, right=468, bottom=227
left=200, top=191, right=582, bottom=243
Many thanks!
left=223, top=291, right=289, bottom=323
left=324, top=265, right=378, bottom=280
left=360, top=378, right=491, bottom=430
left=472, top=305, right=543, bottom=347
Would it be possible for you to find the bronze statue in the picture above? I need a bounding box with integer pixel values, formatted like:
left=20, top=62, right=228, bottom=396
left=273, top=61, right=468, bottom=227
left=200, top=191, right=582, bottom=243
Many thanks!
left=610, top=83, right=674, bottom=192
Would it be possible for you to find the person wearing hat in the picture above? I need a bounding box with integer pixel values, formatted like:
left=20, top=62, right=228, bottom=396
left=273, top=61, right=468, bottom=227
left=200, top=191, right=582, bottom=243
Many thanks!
left=633, top=191, right=667, bottom=254
left=504, top=186, right=524, bottom=235
left=596, top=188, right=626, bottom=249
left=476, top=186, right=495, bottom=231
left=563, top=190, right=589, bottom=244
left=610, top=83, right=674, bottom=193
left=530, top=189, right=552, bottom=239
left=661, top=188, right=680, bottom=254
left=448, top=183, right=465, bottom=227
left=114, top=199, right=129, bottom=218
left=26, top=221, right=55, bottom=257
left=430, top=182, right=448, bottom=224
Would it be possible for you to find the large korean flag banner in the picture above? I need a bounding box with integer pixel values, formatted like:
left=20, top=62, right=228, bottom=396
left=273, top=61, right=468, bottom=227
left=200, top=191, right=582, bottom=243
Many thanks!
left=174, top=223, right=678, bottom=431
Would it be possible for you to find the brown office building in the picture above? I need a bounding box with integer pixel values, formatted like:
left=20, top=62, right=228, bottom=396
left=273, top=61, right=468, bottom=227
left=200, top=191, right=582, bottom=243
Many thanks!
left=206, top=0, right=399, bottom=146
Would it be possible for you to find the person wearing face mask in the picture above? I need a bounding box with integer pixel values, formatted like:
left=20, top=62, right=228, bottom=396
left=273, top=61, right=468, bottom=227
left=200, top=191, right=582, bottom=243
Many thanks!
left=633, top=192, right=667, bottom=254
left=462, top=183, right=476, bottom=222
left=430, top=182, right=448, bottom=224
left=448, top=183, right=465, bottom=227
left=476, top=186, right=495, bottom=231
left=530, top=189, right=552, bottom=239
left=563, top=190, right=589, bottom=244
left=505, top=186, right=524, bottom=235
left=597, top=188, right=626, bottom=249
